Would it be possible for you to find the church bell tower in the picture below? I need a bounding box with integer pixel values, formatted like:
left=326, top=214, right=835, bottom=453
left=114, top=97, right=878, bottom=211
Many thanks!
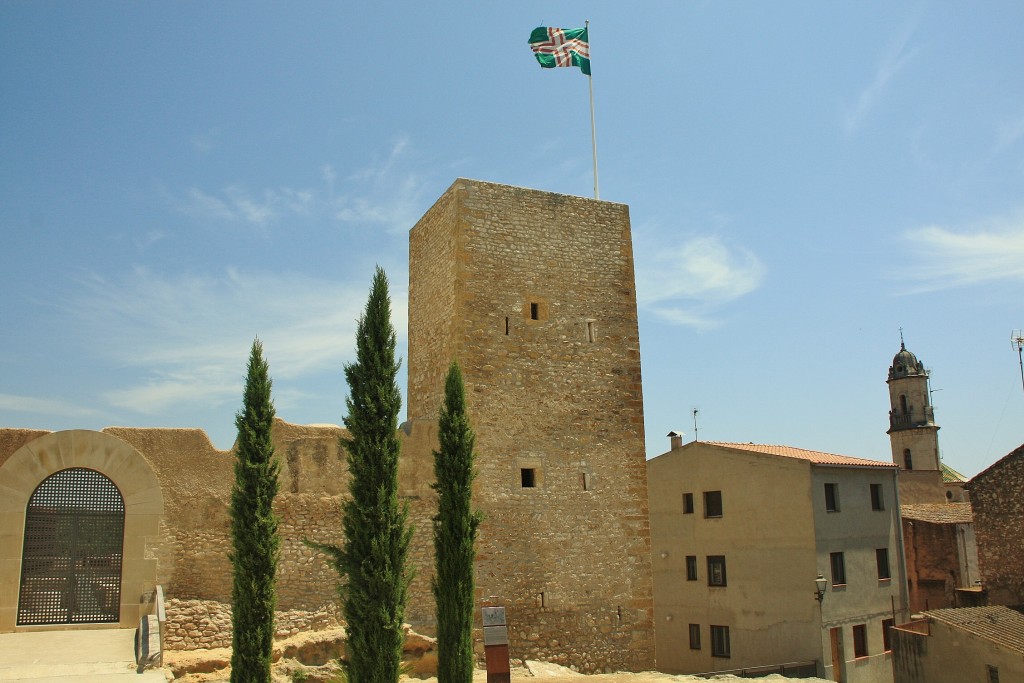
left=886, top=338, right=948, bottom=503
left=887, top=339, right=940, bottom=472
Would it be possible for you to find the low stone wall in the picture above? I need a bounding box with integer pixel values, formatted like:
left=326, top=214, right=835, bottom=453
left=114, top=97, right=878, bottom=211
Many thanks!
left=164, top=598, right=341, bottom=650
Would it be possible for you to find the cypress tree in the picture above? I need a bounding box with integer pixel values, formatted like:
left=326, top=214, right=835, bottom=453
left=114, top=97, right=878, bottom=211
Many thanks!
left=315, top=266, right=412, bottom=683
left=230, top=339, right=280, bottom=683
left=432, top=361, right=482, bottom=683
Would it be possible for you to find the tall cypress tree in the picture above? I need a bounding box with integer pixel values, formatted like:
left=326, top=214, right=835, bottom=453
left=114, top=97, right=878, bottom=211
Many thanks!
left=432, top=361, right=482, bottom=683
left=230, top=339, right=280, bottom=683
left=316, top=266, right=412, bottom=683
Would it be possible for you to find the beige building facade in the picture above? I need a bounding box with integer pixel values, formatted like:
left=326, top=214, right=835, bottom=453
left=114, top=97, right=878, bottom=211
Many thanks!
left=648, top=441, right=907, bottom=682
left=0, top=179, right=655, bottom=672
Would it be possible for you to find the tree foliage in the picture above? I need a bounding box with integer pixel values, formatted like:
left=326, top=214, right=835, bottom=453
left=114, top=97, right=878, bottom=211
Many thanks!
left=230, top=339, right=280, bottom=683
left=432, top=361, right=482, bottom=683
left=315, top=266, right=413, bottom=683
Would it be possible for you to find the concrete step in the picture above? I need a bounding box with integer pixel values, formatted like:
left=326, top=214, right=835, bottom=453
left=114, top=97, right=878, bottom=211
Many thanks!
left=0, top=628, right=168, bottom=681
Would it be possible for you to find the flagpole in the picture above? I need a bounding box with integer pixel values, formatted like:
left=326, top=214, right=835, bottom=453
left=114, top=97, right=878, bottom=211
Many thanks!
left=587, top=19, right=600, bottom=200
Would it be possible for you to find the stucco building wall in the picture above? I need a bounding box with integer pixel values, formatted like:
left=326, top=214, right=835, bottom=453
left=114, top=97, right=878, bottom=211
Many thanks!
left=892, top=611, right=1024, bottom=683
left=647, top=443, right=820, bottom=674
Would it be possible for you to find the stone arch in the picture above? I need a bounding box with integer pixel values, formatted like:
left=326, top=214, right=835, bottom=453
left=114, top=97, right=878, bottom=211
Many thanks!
left=0, top=430, right=163, bottom=632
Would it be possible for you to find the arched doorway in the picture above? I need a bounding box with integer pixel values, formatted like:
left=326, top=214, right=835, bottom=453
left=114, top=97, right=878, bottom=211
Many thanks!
left=17, top=468, right=125, bottom=625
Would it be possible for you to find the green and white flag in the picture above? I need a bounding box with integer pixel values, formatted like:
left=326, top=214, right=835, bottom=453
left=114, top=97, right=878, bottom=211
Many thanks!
left=528, top=26, right=590, bottom=75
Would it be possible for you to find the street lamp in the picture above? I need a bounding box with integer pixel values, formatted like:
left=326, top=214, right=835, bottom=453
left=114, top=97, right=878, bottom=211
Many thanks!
left=815, top=574, right=828, bottom=603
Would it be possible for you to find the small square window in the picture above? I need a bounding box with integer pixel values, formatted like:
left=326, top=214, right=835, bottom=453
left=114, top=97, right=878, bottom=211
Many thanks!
left=710, top=625, right=730, bottom=658
left=707, top=556, right=727, bottom=587
left=686, top=555, right=698, bottom=581
left=688, top=623, right=701, bottom=650
left=704, top=490, right=723, bottom=518
left=871, top=483, right=884, bottom=510
left=830, top=551, right=846, bottom=586
left=853, top=624, right=868, bottom=659
left=530, top=302, right=539, bottom=320
left=521, top=468, right=536, bottom=488
left=825, top=483, right=840, bottom=512
left=882, top=618, right=894, bottom=652
left=683, top=492, right=694, bottom=514
left=876, top=548, right=891, bottom=580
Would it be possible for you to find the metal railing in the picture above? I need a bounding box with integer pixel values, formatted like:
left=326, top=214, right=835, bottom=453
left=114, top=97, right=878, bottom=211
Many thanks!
left=889, top=406, right=935, bottom=429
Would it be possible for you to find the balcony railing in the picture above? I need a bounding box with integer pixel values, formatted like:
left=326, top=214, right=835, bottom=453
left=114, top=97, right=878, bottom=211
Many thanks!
left=889, top=406, right=935, bottom=429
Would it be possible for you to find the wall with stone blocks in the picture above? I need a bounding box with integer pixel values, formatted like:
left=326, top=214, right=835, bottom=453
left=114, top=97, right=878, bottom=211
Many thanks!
left=967, top=444, right=1024, bottom=605
left=0, top=179, right=655, bottom=673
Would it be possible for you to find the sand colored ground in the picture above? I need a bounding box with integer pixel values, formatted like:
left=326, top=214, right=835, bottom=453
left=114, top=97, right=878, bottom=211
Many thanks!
left=165, top=651, right=833, bottom=683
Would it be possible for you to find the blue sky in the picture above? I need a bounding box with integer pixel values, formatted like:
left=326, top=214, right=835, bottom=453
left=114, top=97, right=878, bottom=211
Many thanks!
left=2, top=2, right=1022, bottom=477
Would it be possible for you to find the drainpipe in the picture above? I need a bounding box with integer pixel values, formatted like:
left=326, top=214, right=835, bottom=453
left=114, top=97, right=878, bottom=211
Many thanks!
left=892, top=467, right=911, bottom=623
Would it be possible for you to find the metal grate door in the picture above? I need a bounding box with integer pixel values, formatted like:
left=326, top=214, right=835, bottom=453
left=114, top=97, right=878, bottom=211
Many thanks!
left=17, top=467, right=125, bottom=625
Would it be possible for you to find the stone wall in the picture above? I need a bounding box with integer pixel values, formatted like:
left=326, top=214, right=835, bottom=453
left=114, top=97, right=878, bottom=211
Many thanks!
left=0, top=179, right=656, bottom=673
left=164, top=599, right=342, bottom=650
left=966, top=444, right=1024, bottom=605
left=407, top=179, right=656, bottom=672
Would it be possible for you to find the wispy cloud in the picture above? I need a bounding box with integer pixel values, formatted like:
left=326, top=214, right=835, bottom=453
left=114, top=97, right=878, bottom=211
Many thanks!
left=334, top=137, right=428, bottom=234
left=174, top=184, right=302, bottom=227
left=189, top=127, right=224, bottom=153
left=843, top=11, right=922, bottom=134
left=0, top=394, right=105, bottom=419
left=898, top=210, right=1024, bottom=293
left=635, top=233, right=766, bottom=330
left=65, top=267, right=408, bottom=415
left=167, top=138, right=425, bottom=235
left=993, top=106, right=1024, bottom=156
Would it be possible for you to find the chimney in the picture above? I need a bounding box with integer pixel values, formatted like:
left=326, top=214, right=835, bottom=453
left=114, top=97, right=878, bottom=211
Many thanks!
left=666, top=431, right=684, bottom=450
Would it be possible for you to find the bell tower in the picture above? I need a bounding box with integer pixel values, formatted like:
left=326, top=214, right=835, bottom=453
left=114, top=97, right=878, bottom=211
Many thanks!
left=886, top=337, right=944, bottom=502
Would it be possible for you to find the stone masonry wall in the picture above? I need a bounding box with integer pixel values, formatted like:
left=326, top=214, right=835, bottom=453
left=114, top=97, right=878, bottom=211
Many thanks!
left=967, top=444, right=1024, bottom=605
left=0, top=180, right=656, bottom=673
left=406, top=179, right=656, bottom=672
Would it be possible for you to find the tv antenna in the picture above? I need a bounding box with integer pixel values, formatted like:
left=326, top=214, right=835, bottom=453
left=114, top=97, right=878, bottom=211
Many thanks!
left=1013, top=330, right=1024, bottom=394
left=692, top=408, right=700, bottom=442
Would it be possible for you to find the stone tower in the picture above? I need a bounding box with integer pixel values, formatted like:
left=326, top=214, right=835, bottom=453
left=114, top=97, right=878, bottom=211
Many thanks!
left=406, top=178, right=655, bottom=671
left=886, top=340, right=944, bottom=503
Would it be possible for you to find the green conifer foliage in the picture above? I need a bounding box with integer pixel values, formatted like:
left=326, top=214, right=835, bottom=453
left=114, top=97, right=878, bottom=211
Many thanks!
left=432, top=361, right=482, bottom=683
left=316, top=267, right=413, bottom=683
left=230, top=339, right=280, bottom=683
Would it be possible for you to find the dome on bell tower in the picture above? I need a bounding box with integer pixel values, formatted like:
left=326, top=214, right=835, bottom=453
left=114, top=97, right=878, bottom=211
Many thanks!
left=889, top=342, right=926, bottom=379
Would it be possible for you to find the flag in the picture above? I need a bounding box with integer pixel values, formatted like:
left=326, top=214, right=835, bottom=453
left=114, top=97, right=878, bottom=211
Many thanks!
left=528, top=26, right=590, bottom=76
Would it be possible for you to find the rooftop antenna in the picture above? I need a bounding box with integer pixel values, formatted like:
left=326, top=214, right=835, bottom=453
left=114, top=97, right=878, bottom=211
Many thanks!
left=899, top=326, right=905, bottom=349
left=692, top=408, right=700, bottom=442
left=1013, top=330, right=1024, bottom=395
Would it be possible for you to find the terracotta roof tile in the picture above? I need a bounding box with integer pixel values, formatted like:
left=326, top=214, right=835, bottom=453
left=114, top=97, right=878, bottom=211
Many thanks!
left=926, top=606, right=1024, bottom=655
left=704, top=442, right=897, bottom=469
left=901, top=502, right=973, bottom=524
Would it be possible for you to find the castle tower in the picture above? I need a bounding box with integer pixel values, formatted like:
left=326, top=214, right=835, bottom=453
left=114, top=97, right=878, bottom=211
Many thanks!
left=886, top=340, right=945, bottom=503
left=406, top=179, right=654, bottom=671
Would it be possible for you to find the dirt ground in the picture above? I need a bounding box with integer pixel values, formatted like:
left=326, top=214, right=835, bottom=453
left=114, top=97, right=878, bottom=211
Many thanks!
left=163, top=627, right=831, bottom=683
left=165, top=655, right=833, bottom=683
